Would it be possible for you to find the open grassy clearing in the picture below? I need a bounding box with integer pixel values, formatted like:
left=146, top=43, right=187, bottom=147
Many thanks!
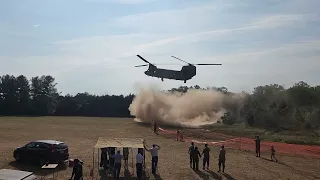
left=0, top=117, right=320, bottom=180
left=207, top=123, right=320, bottom=146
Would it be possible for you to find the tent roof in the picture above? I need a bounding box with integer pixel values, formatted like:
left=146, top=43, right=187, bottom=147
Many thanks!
left=94, top=137, right=145, bottom=149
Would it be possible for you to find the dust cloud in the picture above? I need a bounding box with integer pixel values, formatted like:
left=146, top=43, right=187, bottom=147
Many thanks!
left=128, top=86, right=247, bottom=128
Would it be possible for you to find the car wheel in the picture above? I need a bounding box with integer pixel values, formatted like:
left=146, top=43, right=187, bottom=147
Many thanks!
left=39, top=158, right=45, bottom=166
left=14, top=153, right=21, bottom=162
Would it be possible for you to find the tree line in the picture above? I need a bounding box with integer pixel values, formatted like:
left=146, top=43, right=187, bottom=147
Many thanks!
left=0, top=74, right=319, bottom=131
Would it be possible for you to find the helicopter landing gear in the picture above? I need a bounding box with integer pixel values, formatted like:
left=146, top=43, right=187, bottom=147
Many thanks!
left=161, top=78, right=164, bottom=81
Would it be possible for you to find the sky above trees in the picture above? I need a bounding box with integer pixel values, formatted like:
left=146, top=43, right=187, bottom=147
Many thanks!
left=1, top=0, right=320, bottom=95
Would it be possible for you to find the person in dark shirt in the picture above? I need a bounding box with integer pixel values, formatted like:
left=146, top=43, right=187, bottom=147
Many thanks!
left=218, top=145, right=226, bottom=173
left=188, top=142, right=195, bottom=168
left=254, top=136, right=261, bottom=157
left=100, top=148, right=108, bottom=168
left=271, top=146, right=278, bottom=162
left=201, top=144, right=210, bottom=170
left=191, top=146, right=201, bottom=171
left=69, top=159, right=83, bottom=180
left=123, top=147, right=129, bottom=169
left=109, top=147, right=116, bottom=166
left=153, top=121, right=158, bottom=134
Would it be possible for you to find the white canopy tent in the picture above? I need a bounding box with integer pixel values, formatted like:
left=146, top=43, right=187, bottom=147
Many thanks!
left=92, top=137, right=146, bottom=179
left=94, top=137, right=145, bottom=149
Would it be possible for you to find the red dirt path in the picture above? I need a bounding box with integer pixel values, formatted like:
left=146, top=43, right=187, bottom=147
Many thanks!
left=157, top=127, right=320, bottom=158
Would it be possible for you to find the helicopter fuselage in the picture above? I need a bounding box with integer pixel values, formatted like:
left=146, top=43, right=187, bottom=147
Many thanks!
left=144, top=64, right=196, bottom=82
left=135, top=54, right=220, bottom=83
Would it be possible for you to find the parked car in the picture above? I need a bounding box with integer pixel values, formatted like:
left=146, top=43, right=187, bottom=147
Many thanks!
left=13, top=140, right=69, bottom=166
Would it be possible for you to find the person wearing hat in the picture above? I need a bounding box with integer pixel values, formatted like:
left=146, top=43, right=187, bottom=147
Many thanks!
left=69, top=158, right=83, bottom=180
left=218, top=145, right=226, bottom=173
left=144, top=143, right=161, bottom=174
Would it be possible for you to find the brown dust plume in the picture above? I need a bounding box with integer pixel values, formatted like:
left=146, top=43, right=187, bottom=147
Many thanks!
left=129, top=87, right=247, bottom=128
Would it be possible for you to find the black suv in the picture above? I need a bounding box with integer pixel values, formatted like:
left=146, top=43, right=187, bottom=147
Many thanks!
left=13, top=140, right=69, bottom=166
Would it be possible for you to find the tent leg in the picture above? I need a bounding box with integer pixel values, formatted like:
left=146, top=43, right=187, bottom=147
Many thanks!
left=92, top=148, right=94, bottom=180
left=97, top=148, right=100, bottom=179
left=131, top=148, right=134, bottom=176
left=143, top=149, right=146, bottom=169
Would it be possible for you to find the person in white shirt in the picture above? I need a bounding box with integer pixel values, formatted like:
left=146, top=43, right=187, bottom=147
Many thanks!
left=144, top=144, right=161, bottom=174
left=136, top=152, right=144, bottom=179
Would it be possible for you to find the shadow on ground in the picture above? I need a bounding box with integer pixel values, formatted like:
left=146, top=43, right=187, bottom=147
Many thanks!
left=195, top=169, right=222, bottom=180
left=194, top=169, right=236, bottom=180
left=259, top=157, right=320, bottom=179
left=99, top=169, right=153, bottom=180
left=9, top=161, right=66, bottom=176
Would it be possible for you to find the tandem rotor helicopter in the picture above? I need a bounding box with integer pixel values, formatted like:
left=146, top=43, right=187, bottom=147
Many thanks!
left=135, top=55, right=222, bottom=83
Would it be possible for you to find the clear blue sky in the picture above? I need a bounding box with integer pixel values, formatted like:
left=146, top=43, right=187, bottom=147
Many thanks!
left=1, top=0, right=319, bottom=95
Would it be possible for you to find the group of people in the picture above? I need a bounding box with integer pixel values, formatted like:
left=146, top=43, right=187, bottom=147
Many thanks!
left=187, top=136, right=277, bottom=174
left=254, top=136, right=278, bottom=162
left=99, top=146, right=144, bottom=179
left=188, top=142, right=226, bottom=172
left=97, top=143, right=161, bottom=180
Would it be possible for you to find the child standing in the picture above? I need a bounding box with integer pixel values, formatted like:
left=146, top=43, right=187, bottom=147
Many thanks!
left=271, top=146, right=278, bottom=162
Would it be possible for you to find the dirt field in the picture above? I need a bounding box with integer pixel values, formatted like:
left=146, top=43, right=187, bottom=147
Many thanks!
left=0, top=117, right=320, bottom=180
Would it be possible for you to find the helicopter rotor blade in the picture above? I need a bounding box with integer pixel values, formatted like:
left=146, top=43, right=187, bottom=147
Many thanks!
left=195, top=63, right=222, bottom=65
left=135, top=64, right=148, bottom=67
left=137, top=55, right=153, bottom=64
left=171, top=56, right=192, bottom=65
left=135, top=63, right=181, bottom=67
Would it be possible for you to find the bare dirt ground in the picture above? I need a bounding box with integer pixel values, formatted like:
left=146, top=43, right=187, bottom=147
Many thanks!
left=0, top=117, right=320, bottom=180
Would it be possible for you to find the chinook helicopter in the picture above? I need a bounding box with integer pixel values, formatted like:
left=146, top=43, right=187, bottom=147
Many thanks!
left=135, top=55, right=222, bottom=83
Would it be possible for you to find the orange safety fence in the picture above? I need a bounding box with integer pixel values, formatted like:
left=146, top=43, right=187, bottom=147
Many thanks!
left=157, top=127, right=238, bottom=148
left=156, top=126, right=320, bottom=158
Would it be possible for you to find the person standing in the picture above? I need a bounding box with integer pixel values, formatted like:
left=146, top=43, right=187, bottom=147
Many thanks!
left=100, top=148, right=108, bottom=168
left=191, top=147, right=201, bottom=171
left=201, top=144, right=210, bottom=170
left=218, top=145, right=226, bottom=173
left=154, top=121, right=158, bottom=134
left=109, top=147, right=116, bottom=166
left=123, top=147, right=129, bottom=169
left=144, top=144, right=161, bottom=174
left=254, top=136, right=261, bottom=157
left=69, top=159, right=83, bottom=180
left=188, top=142, right=195, bottom=168
left=112, top=150, right=123, bottom=179
left=177, top=130, right=180, bottom=141
left=136, top=151, right=144, bottom=180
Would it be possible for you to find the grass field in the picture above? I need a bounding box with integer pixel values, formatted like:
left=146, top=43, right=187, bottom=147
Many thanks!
left=207, top=123, right=320, bottom=146
left=0, top=117, right=320, bottom=180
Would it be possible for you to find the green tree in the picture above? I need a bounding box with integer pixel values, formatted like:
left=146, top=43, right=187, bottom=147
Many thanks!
left=0, top=75, right=18, bottom=115
left=30, top=75, right=59, bottom=115
left=15, top=75, right=30, bottom=115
